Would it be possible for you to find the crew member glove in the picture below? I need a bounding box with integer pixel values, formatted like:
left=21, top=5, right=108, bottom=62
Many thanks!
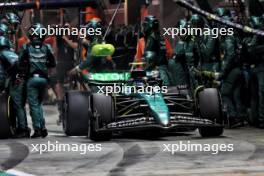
left=69, top=66, right=81, bottom=76
left=214, top=72, right=224, bottom=81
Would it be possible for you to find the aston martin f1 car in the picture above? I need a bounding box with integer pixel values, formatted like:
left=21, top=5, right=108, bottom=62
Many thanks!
left=63, top=68, right=224, bottom=141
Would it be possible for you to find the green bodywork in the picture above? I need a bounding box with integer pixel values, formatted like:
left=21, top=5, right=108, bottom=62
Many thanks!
left=139, top=93, right=170, bottom=126
left=83, top=72, right=171, bottom=126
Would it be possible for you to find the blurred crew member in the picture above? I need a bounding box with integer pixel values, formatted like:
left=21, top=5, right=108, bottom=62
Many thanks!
left=52, top=23, right=78, bottom=125
left=215, top=8, right=245, bottom=128
left=18, top=23, right=56, bottom=138
left=70, top=18, right=115, bottom=75
left=135, top=15, right=173, bottom=86
left=189, top=14, right=221, bottom=87
left=244, top=16, right=264, bottom=128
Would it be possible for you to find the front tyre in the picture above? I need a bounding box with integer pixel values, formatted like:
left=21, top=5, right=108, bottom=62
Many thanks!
left=63, top=91, right=90, bottom=136
left=89, top=94, right=114, bottom=141
left=197, top=88, right=224, bottom=137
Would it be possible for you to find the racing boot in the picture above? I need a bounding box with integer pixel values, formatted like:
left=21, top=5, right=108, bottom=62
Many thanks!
left=258, top=120, right=264, bottom=129
left=31, top=129, right=42, bottom=138
left=258, top=124, right=264, bottom=129
left=41, top=127, right=48, bottom=138
left=227, top=116, right=244, bottom=129
left=13, top=128, right=31, bottom=139
left=258, top=123, right=264, bottom=129
left=31, top=128, right=48, bottom=138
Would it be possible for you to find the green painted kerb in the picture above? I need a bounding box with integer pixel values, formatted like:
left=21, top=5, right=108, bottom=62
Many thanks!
left=0, top=171, right=15, bottom=176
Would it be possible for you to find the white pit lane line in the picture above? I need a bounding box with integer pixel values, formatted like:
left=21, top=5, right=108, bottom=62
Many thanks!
left=47, top=132, right=66, bottom=136
left=6, top=169, right=36, bottom=176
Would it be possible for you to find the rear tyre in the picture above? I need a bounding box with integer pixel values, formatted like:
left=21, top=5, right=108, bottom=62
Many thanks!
left=89, top=94, right=113, bottom=141
left=63, top=90, right=90, bottom=136
left=0, top=93, right=12, bottom=139
left=197, top=88, right=224, bottom=137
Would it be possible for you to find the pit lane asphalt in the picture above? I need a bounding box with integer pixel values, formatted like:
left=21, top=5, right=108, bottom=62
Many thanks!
left=0, top=105, right=264, bottom=176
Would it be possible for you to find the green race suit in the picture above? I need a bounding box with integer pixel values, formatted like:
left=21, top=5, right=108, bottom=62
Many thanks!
left=220, top=35, right=245, bottom=120
left=18, top=43, right=56, bottom=130
left=246, top=34, right=264, bottom=126
left=144, top=32, right=171, bottom=86
left=0, top=62, right=6, bottom=91
left=0, top=47, right=27, bottom=131
left=195, top=32, right=221, bottom=73
left=0, top=46, right=17, bottom=91
left=169, top=40, right=188, bottom=86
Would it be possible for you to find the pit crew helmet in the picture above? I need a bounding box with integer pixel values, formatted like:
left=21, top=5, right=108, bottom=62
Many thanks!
left=178, top=19, right=188, bottom=28
left=177, top=19, right=189, bottom=40
left=0, top=23, right=9, bottom=36
left=85, top=18, right=103, bottom=42
left=214, top=7, right=231, bottom=17
left=5, top=12, right=20, bottom=25
left=4, top=12, right=20, bottom=34
left=249, top=16, right=263, bottom=29
left=142, top=15, right=159, bottom=36
left=189, top=14, right=205, bottom=28
left=27, top=23, right=46, bottom=46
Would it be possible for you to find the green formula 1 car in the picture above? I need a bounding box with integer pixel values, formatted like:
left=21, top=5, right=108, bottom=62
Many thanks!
left=62, top=68, right=224, bottom=141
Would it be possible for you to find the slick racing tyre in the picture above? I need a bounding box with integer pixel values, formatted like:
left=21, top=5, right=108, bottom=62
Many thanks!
left=198, top=88, right=222, bottom=123
left=0, top=93, right=12, bottom=139
left=63, top=90, right=90, bottom=136
left=89, top=94, right=114, bottom=141
left=197, top=88, right=224, bottom=137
